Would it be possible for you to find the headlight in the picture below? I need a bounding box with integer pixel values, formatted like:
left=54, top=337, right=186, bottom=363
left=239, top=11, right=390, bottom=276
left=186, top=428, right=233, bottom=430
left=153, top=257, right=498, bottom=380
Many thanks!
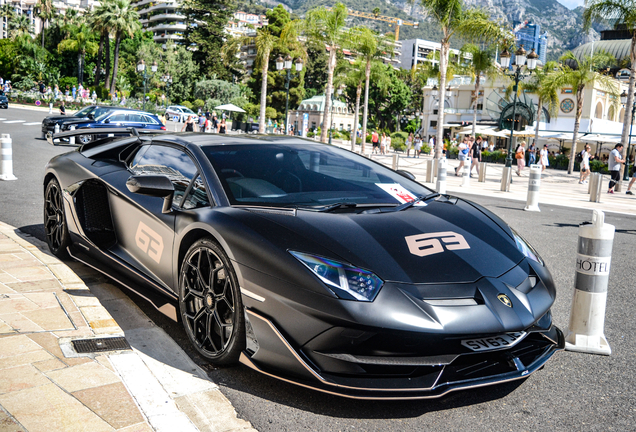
left=511, top=229, right=544, bottom=266
left=290, top=251, right=383, bottom=301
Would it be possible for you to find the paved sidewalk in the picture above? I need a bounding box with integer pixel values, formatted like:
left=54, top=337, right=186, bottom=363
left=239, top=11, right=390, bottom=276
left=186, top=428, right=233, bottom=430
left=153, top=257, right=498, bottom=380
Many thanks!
left=0, top=222, right=254, bottom=432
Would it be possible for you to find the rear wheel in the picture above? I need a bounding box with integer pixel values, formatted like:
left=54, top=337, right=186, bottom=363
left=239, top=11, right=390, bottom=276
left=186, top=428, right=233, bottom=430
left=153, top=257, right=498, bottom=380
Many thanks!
left=78, top=134, right=92, bottom=144
left=179, top=238, right=245, bottom=365
left=44, top=178, right=71, bottom=258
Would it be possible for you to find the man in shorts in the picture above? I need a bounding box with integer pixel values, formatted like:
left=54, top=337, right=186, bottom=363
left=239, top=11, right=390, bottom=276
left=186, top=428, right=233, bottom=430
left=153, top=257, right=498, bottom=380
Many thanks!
left=371, top=130, right=379, bottom=154
left=608, top=144, right=625, bottom=194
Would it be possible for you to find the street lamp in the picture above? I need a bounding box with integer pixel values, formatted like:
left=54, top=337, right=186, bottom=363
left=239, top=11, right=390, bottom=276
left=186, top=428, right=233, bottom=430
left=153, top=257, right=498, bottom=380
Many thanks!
left=161, top=73, right=172, bottom=107
left=620, top=89, right=636, bottom=180
left=137, top=60, right=158, bottom=111
left=276, top=55, right=303, bottom=135
left=328, top=85, right=344, bottom=145
left=499, top=46, right=538, bottom=182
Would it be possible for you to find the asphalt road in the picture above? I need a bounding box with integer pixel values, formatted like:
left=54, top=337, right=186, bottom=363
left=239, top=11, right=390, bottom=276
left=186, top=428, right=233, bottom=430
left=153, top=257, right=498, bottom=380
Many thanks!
left=1, top=110, right=634, bottom=431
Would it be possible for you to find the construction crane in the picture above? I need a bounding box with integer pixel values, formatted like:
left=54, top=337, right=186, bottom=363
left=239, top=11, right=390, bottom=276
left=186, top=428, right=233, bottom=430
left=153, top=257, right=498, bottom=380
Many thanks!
left=344, top=8, right=419, bottom=43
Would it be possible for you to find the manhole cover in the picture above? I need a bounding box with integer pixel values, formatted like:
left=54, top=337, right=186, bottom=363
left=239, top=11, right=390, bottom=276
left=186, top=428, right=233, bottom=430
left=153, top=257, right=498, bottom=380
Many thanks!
left=72, top=337, right=131, bottom=354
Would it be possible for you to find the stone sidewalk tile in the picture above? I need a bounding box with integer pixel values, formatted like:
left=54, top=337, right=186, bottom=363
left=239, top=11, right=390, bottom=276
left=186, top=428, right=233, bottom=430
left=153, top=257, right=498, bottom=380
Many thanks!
left=46, top=361, right=122, bottom=393
left=72, top=382, right=146, bottom=429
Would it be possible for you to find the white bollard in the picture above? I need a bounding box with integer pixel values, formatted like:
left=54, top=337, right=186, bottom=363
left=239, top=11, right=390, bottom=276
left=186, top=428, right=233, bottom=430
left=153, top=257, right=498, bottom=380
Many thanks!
left=500, top=166, right=512, bottom=192
left=436, top=158, right=447, bottom=194
left=69, top=125, right=75, bottom=145
left=478, top=162, right=487, bottom=182
left=461, top=157, right=471, bottom=187
left=565, top=209, right=613, bottom=355
left=425, top=159, right=434, bottom=183
left=0, top=134, right=17, bottom=181
left=49, top=102, right=53, bottom=114
left=392, top=154, right=399, bottom=170
left=589, top=172, right=602, bottom=203
left=54, top=123, right=60, bottom=135
left=524, top=164, right=541, bottom=212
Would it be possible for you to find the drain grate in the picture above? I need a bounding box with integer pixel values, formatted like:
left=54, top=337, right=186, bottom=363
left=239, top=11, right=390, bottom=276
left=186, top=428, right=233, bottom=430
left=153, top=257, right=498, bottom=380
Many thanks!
left=72, top=337, right=131, bottom=354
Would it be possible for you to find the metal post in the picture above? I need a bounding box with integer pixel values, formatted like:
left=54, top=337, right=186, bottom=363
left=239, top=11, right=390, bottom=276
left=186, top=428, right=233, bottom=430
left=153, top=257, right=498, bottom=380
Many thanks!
left=284, top=68, right=291, bottom=135
left=436, top=158, right=447, bottom=194
left=0, top=134, right=17, bottom=181
left=590, top=172, right=602, bottom=203
left=142, top=70, right=147, bottom=111
left=426, top=159, right=434, bottom=183
left=478, top=162, right=487, bottom=182
left=500, top=166, right=512, bottom=192
left=392, top=154, right=399, bottom=170
left=69, top=125, right=75, bottom=146
left=623, top=103, right=634, bottom=181
left=505, top=69, right=520, bottom=170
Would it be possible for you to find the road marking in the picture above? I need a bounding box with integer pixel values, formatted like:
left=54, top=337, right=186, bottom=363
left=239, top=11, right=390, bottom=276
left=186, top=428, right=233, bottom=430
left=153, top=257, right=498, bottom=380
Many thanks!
left=3, top=120, right=25, bottom=123
left=0, top=118, right=6, bottom=121
left=23, top=122, right=41, bottom=125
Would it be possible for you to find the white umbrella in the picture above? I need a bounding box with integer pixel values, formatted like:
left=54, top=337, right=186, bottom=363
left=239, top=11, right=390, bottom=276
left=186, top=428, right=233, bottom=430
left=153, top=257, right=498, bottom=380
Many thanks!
left=214, top=103, right=246, bottom=113
left=479, top=128, right=510, bottom=138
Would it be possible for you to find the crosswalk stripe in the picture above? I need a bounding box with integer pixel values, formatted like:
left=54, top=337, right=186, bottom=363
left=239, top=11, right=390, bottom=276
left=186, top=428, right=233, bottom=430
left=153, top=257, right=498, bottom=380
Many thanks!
left=3, top=120, right=25, bottom=123
left=0, top=118, right=6, bottom=121
left=23, top=122, right=40, bottom=125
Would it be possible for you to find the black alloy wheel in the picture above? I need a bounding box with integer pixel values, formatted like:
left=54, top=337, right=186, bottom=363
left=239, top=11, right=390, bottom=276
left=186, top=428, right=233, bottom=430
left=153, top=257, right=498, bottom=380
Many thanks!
left=179, top=238, right=245, bottom=365
left=44, top=178, right=71, bottom=258
left=78, top=134, right=93, bottom=144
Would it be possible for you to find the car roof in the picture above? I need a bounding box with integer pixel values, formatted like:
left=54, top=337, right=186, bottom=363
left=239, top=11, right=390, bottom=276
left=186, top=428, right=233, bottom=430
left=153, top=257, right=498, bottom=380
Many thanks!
left=102, top=109, right=158, bottom=117
left=152, top=134, right=320, bottom=148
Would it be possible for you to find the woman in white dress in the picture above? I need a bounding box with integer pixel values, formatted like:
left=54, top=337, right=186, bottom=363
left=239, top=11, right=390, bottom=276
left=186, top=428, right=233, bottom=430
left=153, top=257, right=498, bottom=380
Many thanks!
left=539, top=144, right=549, bottom=172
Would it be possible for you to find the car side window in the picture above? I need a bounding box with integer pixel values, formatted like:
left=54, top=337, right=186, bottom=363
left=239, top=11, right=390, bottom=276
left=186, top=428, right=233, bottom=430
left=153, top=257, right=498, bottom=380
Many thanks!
left=142, top=115, right=158, bottom=124
left=109, top=113, right=127, bottom=122
left=129, top=145, right=198, bottom=207
left=128, top=114, right=143, bottom=122
left=182, top=175, right=210, bottom=210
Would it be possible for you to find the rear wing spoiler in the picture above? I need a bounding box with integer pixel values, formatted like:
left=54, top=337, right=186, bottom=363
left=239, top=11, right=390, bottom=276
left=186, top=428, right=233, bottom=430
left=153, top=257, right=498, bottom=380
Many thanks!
left=46, top=127, right=164, bottom=146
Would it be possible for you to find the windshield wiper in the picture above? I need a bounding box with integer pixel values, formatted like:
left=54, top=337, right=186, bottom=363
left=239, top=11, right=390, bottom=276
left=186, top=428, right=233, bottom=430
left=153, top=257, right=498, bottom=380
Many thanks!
left=309, top=202, right=359, bottom=212
left=360, top=192, right=440, bottom=214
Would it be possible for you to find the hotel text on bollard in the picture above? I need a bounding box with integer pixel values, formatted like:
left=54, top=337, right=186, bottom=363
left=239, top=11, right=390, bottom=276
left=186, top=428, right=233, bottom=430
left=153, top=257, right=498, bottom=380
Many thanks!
left=436, top=158, right=447, bottom=194
left=565, top=209, right=614, bottom=355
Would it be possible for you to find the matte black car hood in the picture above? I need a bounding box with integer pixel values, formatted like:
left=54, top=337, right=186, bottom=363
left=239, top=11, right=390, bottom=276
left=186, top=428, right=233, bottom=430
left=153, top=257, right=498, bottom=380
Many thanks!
left=244, top=198, right=523, bottom=284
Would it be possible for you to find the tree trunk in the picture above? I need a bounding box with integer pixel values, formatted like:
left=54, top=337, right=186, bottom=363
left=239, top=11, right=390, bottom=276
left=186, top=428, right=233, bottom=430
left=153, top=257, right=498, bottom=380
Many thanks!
left=258, top=48, right=271, bottom=134
left=533, top=98, right=543, bottom=149
left=110, top=33, right=121, bottom=95
left=434, top=39, right=450, bottom=160
left=471, top=75, right=480, bottom=137
left=361, top=58, right=371, bottom=153
left=78, top=52, right=83, bottom=85
left=352, top=83, right=361, bottom=152
left=104, top=36, right=111, bottom=90
left=320, top=49, right=336, bottom=144
left=95, top=33, right=104, bottom=87
left=618, top=32, right=636, bottom=178
left=568, top=86, right=585, bottom=174
left=41, top=20, right=45, bottom=48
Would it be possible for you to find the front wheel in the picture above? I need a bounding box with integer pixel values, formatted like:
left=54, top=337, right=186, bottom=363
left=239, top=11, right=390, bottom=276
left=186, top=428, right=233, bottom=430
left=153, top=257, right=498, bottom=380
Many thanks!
left=44, top=178, right=71, bottom=258
left=179, top=238, right=245, bottom=365
left=78, top=134, right=92, bottom=144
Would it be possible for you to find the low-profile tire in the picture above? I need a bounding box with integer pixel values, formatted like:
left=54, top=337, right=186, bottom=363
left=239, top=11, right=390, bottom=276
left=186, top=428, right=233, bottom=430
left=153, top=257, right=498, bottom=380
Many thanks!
left=78, top=134, right=92, bottom=144
left=179, top=238, right=245, bottom=365
left=44, top=178, right=71, bottom=258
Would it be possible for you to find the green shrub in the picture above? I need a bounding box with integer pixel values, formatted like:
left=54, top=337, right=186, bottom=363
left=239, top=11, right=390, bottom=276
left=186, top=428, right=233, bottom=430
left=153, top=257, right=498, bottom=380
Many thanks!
left=366, top=134, right=372, bottom=143
left=421, top=144, right=431, bottom=154
left=391, top=131, right=408, bottom=142
left=59, top=77, right=77, bottom=91
left=181, top=100, right=193, bottom=110
left=391, top=137, right=406, bottom=152
left=193, top=99, right=205, bottom=109
left=590, top=159, right=608, bottom=173
left=265, top=106, right=277, bottom=120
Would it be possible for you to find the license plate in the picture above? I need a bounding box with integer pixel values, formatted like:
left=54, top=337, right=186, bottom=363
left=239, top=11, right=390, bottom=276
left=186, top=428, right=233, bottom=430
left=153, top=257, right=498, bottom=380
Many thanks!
left=461, top=332, right=527, bottom=352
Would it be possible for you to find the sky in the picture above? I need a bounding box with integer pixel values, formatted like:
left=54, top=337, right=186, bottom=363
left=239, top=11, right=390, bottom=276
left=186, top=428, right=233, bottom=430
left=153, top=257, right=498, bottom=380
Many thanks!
left=557, top=0, right=585, bottom=9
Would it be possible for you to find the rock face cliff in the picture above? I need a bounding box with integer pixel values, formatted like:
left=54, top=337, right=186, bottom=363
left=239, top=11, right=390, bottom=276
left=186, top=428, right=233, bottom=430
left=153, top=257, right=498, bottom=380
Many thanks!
left=287, top=0, right=606, bottom=61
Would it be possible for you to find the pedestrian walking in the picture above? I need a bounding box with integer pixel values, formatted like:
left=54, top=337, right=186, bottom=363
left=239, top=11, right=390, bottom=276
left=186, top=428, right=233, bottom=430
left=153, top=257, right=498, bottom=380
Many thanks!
left=540, top=144, right=549, bottom=171
left=371, top=131, right=379, bottom=154
left=414, top=135, right=422, bottom=158
left=219, top=118, right=227, bottom=134
left=579, top=145, right=592, bottom=184
left=380, top=133, right=387, bottom=155
left=608, top=143, right=625, bottom=194
left=198, top=114, right=206, bottom=130
left=528, top=142, right=537, bottom=165
left=181, top=115, right=198, bottom=132
left=429, top=136, right=435, bottom=154
left=470, top=136, right=481, bottom=177
left=211, top=114, right=219, bottom=133
left=455, top=137, right=469, bottom=176
left=72, top=85, right=76, bottom=100
left=626, top=163, right=635, bottom=195
left=515, top=141, right=526, bottom=176
left=406, top=132, right=414, bottom=157
left=59, top=101, right=66, bottom=115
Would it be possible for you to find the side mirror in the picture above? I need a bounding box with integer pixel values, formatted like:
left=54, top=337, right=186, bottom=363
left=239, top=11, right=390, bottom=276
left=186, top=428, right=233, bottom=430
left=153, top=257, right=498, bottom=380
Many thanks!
left=126, top=175, right=175, bottom=213
left=396, top=169, right=416, bottom=180
left=87, top=113, right=95, bottom=119
left=104, top=118, right=110, bottom=124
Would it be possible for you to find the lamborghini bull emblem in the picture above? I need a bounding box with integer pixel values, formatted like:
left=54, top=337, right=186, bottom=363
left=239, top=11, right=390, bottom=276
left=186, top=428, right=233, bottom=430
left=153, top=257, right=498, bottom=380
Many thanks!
left=497, top=294, right=513, bottom=307
left=135, top=221, right=164, bottom=263
left=405, top=231, right=470, bottom=257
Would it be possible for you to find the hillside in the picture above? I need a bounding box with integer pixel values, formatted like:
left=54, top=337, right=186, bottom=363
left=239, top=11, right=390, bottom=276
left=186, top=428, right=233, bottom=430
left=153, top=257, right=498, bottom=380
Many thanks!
left=282, top=0, right=607, bottom=61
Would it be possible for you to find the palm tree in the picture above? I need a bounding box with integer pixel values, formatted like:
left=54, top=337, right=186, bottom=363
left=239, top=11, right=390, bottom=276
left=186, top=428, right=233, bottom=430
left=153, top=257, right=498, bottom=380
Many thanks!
left=254, top=29, right=278, bottom=133
left=9, top=14, right=33, bottom=39
left=103, top=0, right=139, bottom=94
left=584, top=0, right=636, bottom=166
left=336, top=59, right=365, bottom=151
left=304, top=2, right=349, bottom=143
left=57, top=24, right=98, bottom=85
left=555, top=52, right=619, bottom=174
left=88, top=1, right=112, bottom=87
left=350, top=26, right=390, bottom=154
left=522, top=60, right=561, bottom=151
left=418, top=0, right=511, bottom=159
left=36, top=0, right=54, bottom=48
left=461, top=44, right=500, bottom=137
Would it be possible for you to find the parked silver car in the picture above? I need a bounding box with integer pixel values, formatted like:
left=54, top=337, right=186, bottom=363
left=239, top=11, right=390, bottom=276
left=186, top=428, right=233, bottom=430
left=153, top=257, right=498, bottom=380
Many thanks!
left=165, top=105, right=196, bottom=123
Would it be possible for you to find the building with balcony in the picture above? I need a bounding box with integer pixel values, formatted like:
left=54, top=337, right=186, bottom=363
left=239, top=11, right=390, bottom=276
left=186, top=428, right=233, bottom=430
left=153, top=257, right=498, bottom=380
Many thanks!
left=133, top=0, right=185, bottom=44
left=398, top=39, right=470, bottom=70
left=288, top=95, right=355, bottom=134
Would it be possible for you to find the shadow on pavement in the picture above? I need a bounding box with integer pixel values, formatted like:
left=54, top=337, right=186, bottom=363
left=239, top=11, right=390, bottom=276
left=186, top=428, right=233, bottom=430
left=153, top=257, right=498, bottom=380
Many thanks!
left=20, top=224, right=45, bottom=241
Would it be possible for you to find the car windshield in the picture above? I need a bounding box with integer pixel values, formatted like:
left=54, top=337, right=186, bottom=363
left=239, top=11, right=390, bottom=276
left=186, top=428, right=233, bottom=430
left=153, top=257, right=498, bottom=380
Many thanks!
left=74, top=106, right=96, bottom=117
left=203, top=143, right=432, bottom=208
left=181, top=107, right=195, bottom=114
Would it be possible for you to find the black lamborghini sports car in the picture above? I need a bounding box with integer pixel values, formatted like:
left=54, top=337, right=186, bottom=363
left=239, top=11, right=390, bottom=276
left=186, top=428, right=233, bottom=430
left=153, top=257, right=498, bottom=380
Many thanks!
left=44, top=129, right=564, bottom=399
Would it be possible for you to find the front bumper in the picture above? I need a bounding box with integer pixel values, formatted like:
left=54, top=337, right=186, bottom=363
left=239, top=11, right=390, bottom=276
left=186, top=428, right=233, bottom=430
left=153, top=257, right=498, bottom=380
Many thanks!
left=241, top=309, right=564, bottom=399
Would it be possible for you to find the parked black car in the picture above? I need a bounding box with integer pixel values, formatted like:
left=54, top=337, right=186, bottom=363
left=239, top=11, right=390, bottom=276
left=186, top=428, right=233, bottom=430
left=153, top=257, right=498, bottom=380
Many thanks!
left=43, top=130, right=563, bottom=399
left=41, top=105, right=116, bottom=138
left=56, top=108, right=165, bottom=144
left=0, top=90, right=8, bottom=109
